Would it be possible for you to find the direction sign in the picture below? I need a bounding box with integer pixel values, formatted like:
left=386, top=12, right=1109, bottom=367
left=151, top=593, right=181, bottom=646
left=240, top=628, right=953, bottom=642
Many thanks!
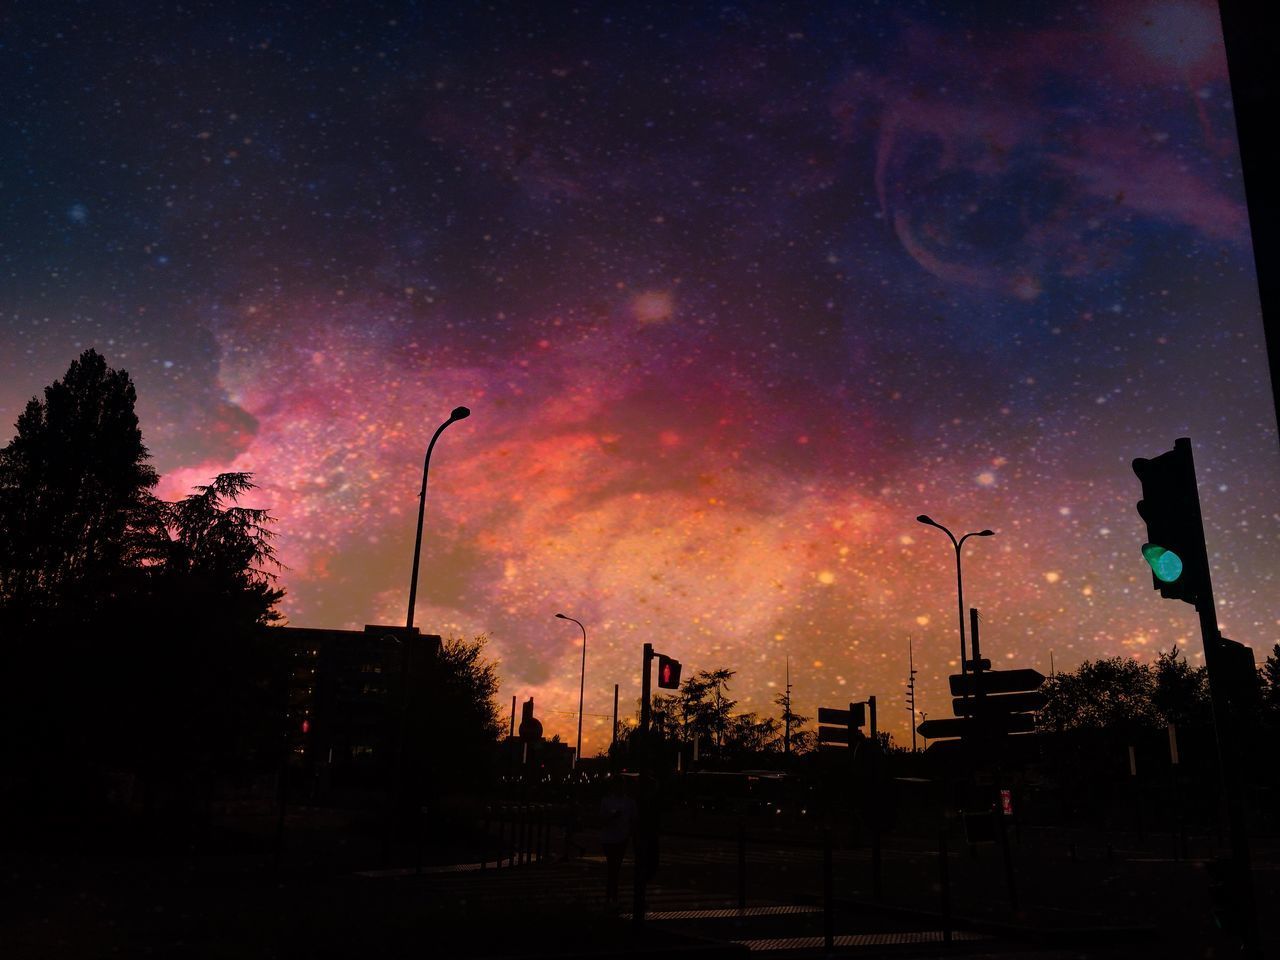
left=949, top=668, right=1045, bottom=697
left=916, top=717, right=969, bottom=740
left=918, top=712, right=1036, bottom=740
left=817, top=725, right=860, bottom=745
left=925, top=732, right=1037, bottom=760
left=818, top=704, right=866, bottom=728
left=951, top=691, right=1048, bottom=716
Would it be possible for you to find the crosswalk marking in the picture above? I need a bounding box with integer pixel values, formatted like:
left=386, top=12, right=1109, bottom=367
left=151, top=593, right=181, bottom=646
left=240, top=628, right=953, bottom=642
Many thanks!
left=621, top=905, right=823, bottom=921
left=354, top=863, right=484, bottom=877
left=734, top=930, right=991, bottom=951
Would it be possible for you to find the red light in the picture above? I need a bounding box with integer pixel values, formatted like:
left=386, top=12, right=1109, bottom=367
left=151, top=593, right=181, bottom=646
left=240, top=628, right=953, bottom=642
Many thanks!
left=301, top=719, right=310, bottom=734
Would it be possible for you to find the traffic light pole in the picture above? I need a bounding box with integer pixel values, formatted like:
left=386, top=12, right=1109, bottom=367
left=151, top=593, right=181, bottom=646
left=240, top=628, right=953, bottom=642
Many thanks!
left=640, top=643, right=654, bottom=736
left=1135, top=439, right=1258, bottom=954
left=635, top=642, right=654, bottom=928
left=1196, top=595, right=1259, bottom=955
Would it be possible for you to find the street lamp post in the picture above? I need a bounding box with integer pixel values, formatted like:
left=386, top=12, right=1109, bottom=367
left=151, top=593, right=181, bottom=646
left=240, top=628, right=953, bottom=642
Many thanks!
left=555, top=614, right=588, bottom=770
left=915, top=515, right=994, bottom=679
left=406, top=406, right=470, bottom=629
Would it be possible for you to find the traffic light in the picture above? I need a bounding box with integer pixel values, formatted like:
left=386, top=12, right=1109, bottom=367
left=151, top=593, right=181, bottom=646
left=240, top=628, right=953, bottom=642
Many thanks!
left=1132, top=438, right=1208, bottom=605
left=657, top=655, right=682, bottom=689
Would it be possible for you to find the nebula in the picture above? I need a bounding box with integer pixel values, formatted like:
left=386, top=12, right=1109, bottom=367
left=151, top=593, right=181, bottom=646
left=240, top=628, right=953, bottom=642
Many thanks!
left=2, top=1, right=1275, bottom=754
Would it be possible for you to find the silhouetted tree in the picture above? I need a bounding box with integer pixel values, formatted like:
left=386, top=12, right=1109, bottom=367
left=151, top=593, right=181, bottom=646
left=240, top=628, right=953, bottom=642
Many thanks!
left=116, top=473, right=286, bottom=794
left=152, top=472, right=284, bottom=626
left=0, top=349, right=158, bottom=621
left=773, top=689, right=813, bottom=755
left=679, top=668, right=737, bottom=750
left=1261, top=643, right=1280, bottom=722
left=1039, top=656, right=1160, bottom=732
left=724, top=712, right=781, bottom=754
left=411, top=634, right=502, bottom=795
left=1152, top=645, right=1211, bottom=726
left=0, top=352, right=288, bottom=819
left=434, top=634, right=502, bottom=739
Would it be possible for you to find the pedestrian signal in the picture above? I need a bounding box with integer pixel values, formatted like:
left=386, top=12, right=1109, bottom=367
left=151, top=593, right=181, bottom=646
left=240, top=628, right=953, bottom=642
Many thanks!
left=657, top=655, right=682, bottom=689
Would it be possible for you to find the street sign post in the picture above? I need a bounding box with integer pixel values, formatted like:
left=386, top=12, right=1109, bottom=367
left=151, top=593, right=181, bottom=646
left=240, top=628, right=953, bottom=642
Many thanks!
left=818, top=704, right=866, bottom=727
left=950, top=691, right=1047, bottom=716
left=948, top=669, right=1046, bottom=697
left=918, top=612, right=1045, bottom=762
left=917, top=713, right=1035, bottom=740
left=817, top=701, right=867, bottom=748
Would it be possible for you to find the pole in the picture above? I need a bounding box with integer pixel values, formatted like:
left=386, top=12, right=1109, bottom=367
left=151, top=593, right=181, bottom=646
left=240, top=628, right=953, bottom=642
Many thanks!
left=1178, top=437, right=1258, bottom=955
left=577, top=625, right=586, bottom=770
left=869, top=695, right=881, bottom=899
left=405, top=407, right=468, bottom=629
left=953, top=540, right=967, bottom=681
left=737, top=820, right=747, bottom=911
left=1197, top=600, right=1259, bottom=955
left=612, top=684, right=619, bottom=748
left=917, top=519, right=993, bottom=719
left=634, top=642, right=654, bottom=928
left=908, top=639, right=918, bottom=753
left=823, top=828, right=834, bottom=953
left=640, top=643, right=654, bottom=735
left=1169, top=723, right=1183, bottom=859
left=939, top=829, right=952, bottom=944
left=784, top=655, right=791, bottom=758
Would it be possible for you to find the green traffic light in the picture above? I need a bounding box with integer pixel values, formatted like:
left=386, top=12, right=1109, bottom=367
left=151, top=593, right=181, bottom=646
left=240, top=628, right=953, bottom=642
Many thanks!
left=1142, top=543, right=1183, bottom=583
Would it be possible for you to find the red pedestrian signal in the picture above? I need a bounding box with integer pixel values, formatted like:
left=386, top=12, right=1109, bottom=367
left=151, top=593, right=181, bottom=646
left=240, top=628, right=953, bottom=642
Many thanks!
left=301, top=718, right=310, bottom=734
left=657, top=655, right=682, bottom=689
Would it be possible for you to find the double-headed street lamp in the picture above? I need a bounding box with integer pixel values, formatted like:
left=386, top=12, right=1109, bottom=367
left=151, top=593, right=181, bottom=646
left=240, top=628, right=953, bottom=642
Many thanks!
left=406, top=406, right=470, bottom=629
left=915, top=515, right=994, bottom=678
left=555, top=613, right=588, bottom=769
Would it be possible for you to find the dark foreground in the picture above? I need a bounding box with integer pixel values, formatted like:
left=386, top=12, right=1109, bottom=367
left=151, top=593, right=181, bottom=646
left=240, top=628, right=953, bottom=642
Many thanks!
left=4, top=809, right=1276, bottom=959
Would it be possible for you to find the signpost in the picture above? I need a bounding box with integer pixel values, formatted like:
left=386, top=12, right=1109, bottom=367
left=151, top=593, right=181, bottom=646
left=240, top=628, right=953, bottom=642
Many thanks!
left=948, top=669, right=1046, bottom=697
left=817, top=695, right=880, bottom=897
left=951, top=691, right=1046, bottom=716
left=918, top=712, right=1036, bottom=740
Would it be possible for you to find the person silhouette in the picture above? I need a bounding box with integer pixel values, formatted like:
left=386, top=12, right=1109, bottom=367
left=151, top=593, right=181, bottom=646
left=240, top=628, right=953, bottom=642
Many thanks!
left=598, top=774, right=637, bottom=903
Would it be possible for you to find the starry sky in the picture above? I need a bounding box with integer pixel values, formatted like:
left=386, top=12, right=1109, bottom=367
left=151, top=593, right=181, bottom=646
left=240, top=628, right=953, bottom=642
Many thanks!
left=3, top=1, right=1276, bottom=753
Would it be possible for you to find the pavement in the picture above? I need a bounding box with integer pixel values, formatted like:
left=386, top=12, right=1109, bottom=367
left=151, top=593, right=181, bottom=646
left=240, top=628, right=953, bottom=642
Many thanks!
left=5, top=810, right=1276, bottom=958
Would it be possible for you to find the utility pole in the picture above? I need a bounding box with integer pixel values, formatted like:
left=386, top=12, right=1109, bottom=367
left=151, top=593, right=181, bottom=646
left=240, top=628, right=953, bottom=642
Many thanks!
left=612, top=683, right=619, bottom=748
left=906, top=639, right=918, bottom=752
left=784, top=655, right=792, bottom=757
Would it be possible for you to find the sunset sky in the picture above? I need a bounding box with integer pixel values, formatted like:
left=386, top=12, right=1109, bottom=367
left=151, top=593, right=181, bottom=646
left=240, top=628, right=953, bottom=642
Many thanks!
left=3, top=1, right=1276, bottom=752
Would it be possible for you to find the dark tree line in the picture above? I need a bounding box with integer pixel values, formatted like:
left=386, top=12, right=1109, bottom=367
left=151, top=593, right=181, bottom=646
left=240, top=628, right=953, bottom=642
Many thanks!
left=627, top=667, right=820, bottom=764
left=0, top=351, right=285, bottom=818
left=1039, top=644, right=1280, bottom=732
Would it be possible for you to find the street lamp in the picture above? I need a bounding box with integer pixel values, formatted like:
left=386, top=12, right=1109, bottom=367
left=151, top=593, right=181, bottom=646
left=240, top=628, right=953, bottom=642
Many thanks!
left=406, top=406, right=470, bottom=629
left=916, top=515, right=994, bottom=678
left=555, top=613, right=588, bottom=770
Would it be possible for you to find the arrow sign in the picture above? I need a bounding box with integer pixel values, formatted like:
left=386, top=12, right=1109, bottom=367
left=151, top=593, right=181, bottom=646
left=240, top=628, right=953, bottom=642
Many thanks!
left=916, top=717, right=970, bottom=740
left=918, top=713, right=1036, bottom=740
left=817, top=725, right=861, bottom=745
left=818, top=704, right=865, bottom=728
left=951, top=691, right=1048, bottom=716
left=950, top=668, right=1045, bottom=697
